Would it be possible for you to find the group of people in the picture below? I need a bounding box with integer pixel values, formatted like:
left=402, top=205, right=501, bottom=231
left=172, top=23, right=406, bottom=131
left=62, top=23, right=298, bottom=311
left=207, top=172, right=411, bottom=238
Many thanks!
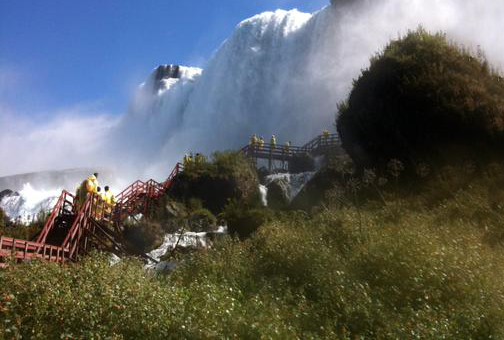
left=249, top=134, right=291, bottom=151
left=75, top=172, right=116, bottom=219
left=183, top=152, right=206, bottom=168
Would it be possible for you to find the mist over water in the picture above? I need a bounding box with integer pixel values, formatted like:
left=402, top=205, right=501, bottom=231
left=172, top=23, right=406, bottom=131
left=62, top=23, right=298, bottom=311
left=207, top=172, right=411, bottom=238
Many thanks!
left=114, top=0, right=504, bottom=181
left=2, top=0, right=504, bottom=187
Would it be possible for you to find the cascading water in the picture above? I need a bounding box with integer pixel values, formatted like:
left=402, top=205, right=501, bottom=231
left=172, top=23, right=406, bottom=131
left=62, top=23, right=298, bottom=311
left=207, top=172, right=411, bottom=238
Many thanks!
left=112, top=0, right=504, bottom=181
left=264, top=172, right=315, bottom=204
left=111, top=5, right=368, bottom=179
left=3, top=1, right=504, bottom=184
left=259, top=184, right=268, bottom=206
left=145, top=226, right=228, bottom=271
left=0, top=183, right=60, bottom=224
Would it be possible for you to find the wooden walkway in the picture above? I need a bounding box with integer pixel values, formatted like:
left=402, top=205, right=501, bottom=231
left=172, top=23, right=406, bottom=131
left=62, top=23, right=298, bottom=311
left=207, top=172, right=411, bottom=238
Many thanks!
left=241, top=133, right=342, bottom=170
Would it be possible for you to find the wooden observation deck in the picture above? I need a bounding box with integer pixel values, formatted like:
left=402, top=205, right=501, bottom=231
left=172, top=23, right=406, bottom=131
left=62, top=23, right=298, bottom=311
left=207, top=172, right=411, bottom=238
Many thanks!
left=241, top=133, right=342, bottom=171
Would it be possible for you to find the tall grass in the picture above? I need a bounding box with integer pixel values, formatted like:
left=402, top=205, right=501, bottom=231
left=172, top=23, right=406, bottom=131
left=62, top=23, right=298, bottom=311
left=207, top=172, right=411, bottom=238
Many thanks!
left=3, top=164, right=504, bottom=338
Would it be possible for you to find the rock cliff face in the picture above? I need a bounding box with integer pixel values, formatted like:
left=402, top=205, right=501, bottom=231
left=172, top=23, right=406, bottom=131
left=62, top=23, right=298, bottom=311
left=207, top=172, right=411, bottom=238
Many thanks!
left=0, top=189, right=14, bottom=202
left=264, top=172, right=316, bottom=209
left=149, top=64, right=182, bottom=93
left=265, top=178, right=290, bottom=209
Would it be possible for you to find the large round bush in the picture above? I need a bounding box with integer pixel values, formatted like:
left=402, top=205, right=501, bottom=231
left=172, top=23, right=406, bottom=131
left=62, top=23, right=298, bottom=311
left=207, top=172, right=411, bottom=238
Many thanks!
left=337, top=28, right=504, bottom=169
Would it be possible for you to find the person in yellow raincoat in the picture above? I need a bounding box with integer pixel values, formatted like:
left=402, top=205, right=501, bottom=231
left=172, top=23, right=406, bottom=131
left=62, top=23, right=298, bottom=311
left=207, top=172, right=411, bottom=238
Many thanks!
left=258, top=136, right=265, bottom=149
left=94, top=186, right=105, bottom=219
left=103, top=186, right=117, bottom=218
left=322, top=129, right=330, bottom=145
left=270, top=135, right=277, bottom=148
left=75, top=173, right=99, bottom=211
left=195, top=153, right=206, bottom=167
left=87, top=173, right=99, bottom=193
left=282, top=141, right=291, bottom=169
left=183, top=153, right=191, bottom=168
left=283, top=140, right=291, bottom=153
left=249, top=134, right=256, bottom=145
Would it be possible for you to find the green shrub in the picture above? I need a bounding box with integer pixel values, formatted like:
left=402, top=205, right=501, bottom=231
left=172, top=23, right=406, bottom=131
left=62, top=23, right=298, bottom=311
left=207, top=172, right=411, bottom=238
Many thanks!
left=0, top=207, right=5, bottom=229
left=221, top=200, right=273, bottom=238
left=0, top=211, right=49, bottom=241
left=186, top=197, right=203, bottom=211
left=122, top=220, right=165, bottom=254
left=0, top=253, right=188, bottom=339
left=170, top=151, right=259, bottom=214
left=337, top=27, right=504, bottom=170
left=188, top=208, right=217, bottom=232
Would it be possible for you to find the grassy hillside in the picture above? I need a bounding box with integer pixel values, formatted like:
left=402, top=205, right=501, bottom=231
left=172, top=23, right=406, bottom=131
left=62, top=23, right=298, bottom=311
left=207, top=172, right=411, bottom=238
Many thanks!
left=2, top=163, right=504, bottom=338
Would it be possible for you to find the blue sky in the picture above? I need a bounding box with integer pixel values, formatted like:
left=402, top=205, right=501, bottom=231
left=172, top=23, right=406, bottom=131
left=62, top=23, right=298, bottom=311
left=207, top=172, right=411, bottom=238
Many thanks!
left=0, top=0, right=328, bottom=118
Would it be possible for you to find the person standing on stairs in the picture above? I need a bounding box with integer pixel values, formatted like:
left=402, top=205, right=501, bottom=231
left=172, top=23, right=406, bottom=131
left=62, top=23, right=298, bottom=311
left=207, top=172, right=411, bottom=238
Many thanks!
left=75, top=173, right=99, bottom=212
left=87, top=173, right=99, bottom=193
left=103, top=186, right=116, bottom=218
left=95, top=186, right=105, bottom=219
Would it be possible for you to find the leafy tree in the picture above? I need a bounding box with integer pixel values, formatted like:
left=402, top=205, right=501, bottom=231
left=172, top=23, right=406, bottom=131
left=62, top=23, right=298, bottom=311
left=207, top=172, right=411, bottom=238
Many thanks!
left=337, top=28, right=504, bottom=170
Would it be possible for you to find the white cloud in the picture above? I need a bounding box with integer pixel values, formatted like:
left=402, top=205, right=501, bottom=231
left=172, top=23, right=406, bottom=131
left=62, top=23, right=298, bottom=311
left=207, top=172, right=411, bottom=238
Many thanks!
left=0, top=104, right=118, bottom=176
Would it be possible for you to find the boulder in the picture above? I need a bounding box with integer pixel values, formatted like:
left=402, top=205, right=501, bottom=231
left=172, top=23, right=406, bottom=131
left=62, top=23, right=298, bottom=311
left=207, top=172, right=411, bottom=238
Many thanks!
left=266, top=177, right=290, bottom=209
left=0, top=189, right=15, bottom=202
left=187, top=209, right=218, bottom=232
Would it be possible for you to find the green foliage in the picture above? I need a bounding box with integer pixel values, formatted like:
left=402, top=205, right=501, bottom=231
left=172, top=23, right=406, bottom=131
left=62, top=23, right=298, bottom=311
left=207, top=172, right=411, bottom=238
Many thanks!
left=189, top=208, right=216, bottom=225
left=175, top=181, right=504, bottom=338
left=183, top=150, right=253, bottom=179
left=0, top=207, right=6, bottom=230
left=0, top=253, right=188, bottom=339
left=170, top=150, right=259, bottom=214
left=0, top=211, right=49, bottom=241
left=3, top=167, right=504, bottom=338
left=291, top=154, right=356, bottom=210
left=122, top=220, right=165, bottom=254
left=337, top=27, right=504, bottom=169
left=5, top=159, right=504, bottom=338
left=186, top=197, right=203, bottom=211
left=221, top=200, right=273, bottom=239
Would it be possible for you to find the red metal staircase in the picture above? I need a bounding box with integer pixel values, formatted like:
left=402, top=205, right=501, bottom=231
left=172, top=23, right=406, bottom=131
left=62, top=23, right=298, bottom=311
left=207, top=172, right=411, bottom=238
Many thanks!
left=0, top=163, right=183, bottom=266
left=0, top=133, right=338, bottom=266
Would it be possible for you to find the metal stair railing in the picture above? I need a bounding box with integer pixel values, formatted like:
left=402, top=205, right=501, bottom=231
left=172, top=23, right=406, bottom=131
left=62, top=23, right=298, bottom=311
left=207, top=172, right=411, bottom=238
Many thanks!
left=0, top=236, right=69, bottom=263
left=242, top=133, right=341, bottom=160
left=0, top=161, right=184, bottom=265
left=36, top=190, right=75, bottom=244
left=61, top=193, right=96, bottom=260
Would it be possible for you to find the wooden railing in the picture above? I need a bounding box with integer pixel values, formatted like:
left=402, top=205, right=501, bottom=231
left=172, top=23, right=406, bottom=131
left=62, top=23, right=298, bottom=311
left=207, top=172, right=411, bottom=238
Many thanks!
left=0, top=236, right=68, bottom=264
left=36, top=190, right=75, bottom=245
left=242, top=133, right=341, bottom=161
